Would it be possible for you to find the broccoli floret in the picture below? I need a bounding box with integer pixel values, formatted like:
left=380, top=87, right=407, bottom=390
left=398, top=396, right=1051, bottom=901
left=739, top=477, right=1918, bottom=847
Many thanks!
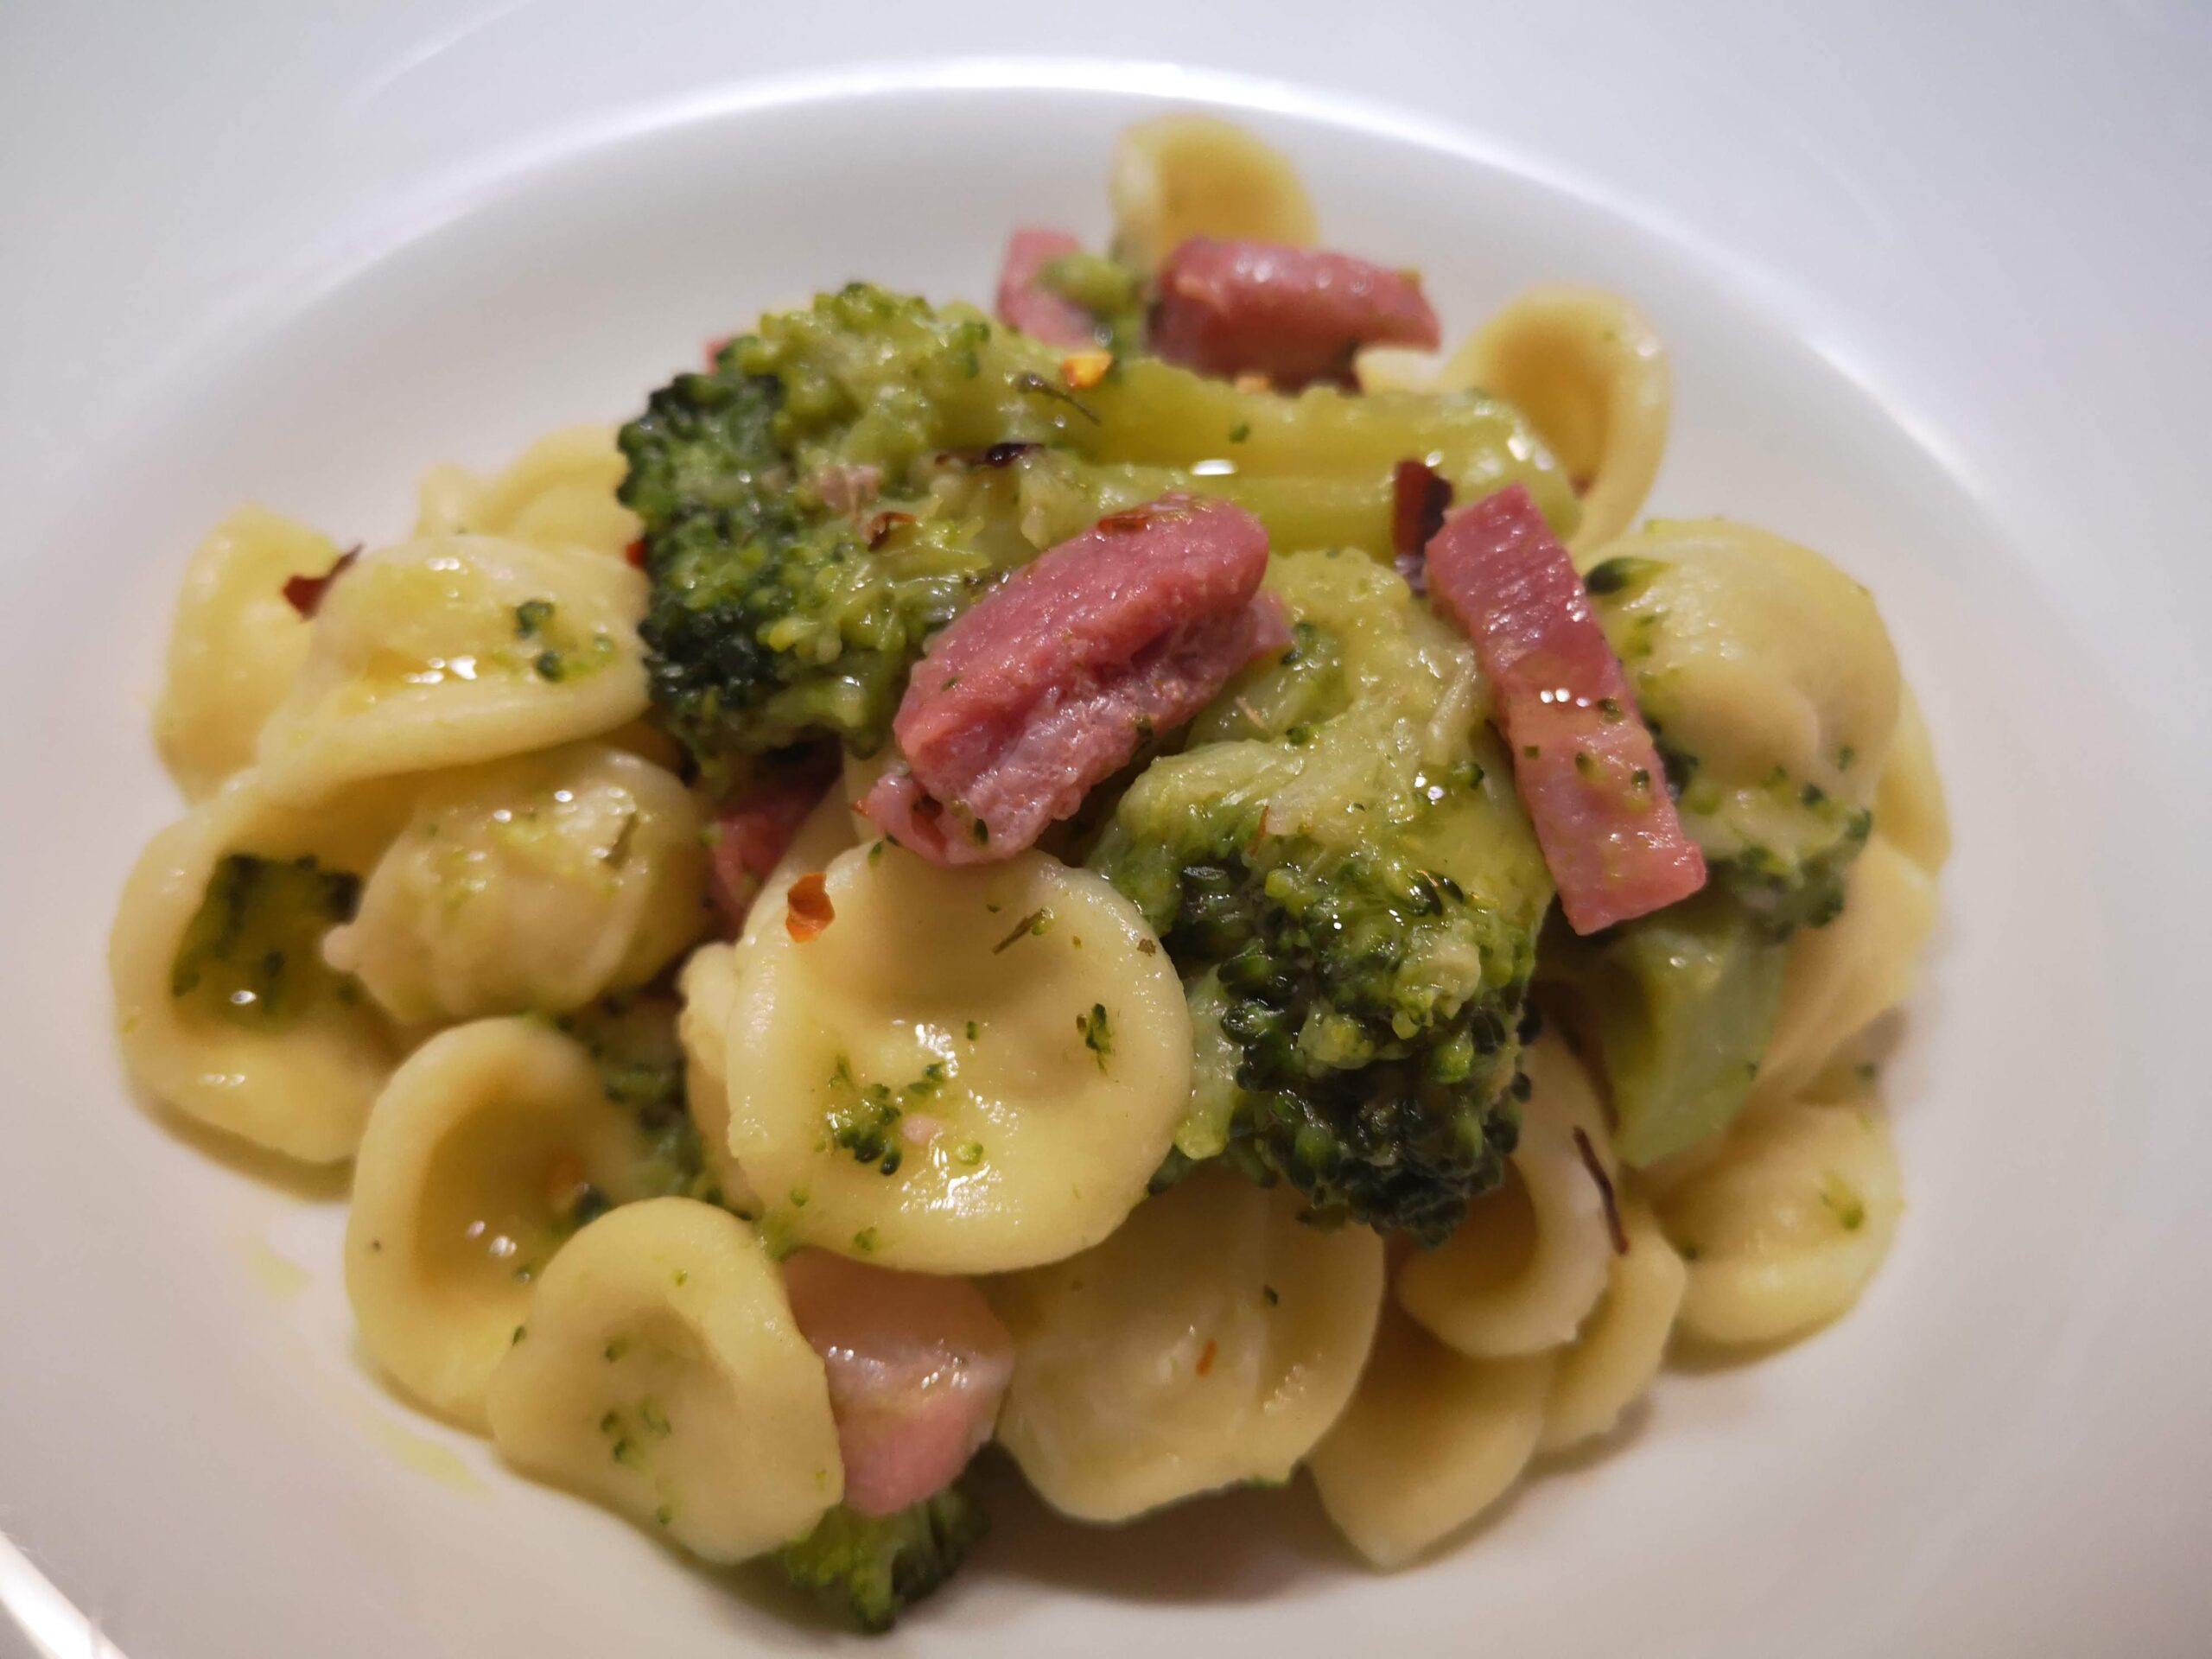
left=1090, top=550, right=1553, bottom=1244
left=776, top=1484, right=988, bottom=1635
left=620, top=283, right=1574, bottom=775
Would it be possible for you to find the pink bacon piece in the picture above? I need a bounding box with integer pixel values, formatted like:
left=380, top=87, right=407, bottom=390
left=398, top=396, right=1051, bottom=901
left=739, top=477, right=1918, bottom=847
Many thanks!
left=1150, top=237, right=1440, bottom=388
left=994, top=226, right=1098, bottom=349
left=704, top=753, right=839, bottom=934
left=782, top=1250, right=1014, bottom=1518
left=861, top=496, right=1282, bottom=865
left=1425, top=484, right=1707, bottom=934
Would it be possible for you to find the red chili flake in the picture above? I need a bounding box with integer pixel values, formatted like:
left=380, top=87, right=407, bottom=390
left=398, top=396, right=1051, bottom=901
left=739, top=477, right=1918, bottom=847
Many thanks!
left=703, top=334, right=732, bottom=365
left=865, top=511, right=915, bottom=549
left=1572, top=1126, right=1629, bottom=1255
left=1391, top=459, right=1454, bottom=560
left=282, top=546, right=360, bottom=619
left=1195, top=1338, right=1218, bottom=1377
left=623, top=538, right=648, bottom=569
left=785, top=873, right=835, bottom=943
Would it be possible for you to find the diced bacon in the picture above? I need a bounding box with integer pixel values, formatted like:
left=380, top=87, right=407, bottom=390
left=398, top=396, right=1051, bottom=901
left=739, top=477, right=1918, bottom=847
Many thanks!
left=995, top=226, right=1098, bottom=349
left=1150, top=238, right=1440, bottom=388
left=859, top=496, right=1278, bottom=864
left=1391, top=459, right=1452, bottom=593
left=705, top=753, right=839, bottom=934
left=1425, top=485, right=1707, bottom=934
left=781, top=1249, right=1014, bottom=1518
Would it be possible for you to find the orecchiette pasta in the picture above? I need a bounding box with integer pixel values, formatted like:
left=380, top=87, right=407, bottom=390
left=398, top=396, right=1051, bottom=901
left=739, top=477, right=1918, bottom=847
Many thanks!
left=486, top=1198, right=842, bottom=1561
left=413, top=425, right=641, bottom=562
left=1440, top=289, right=1670, bottom=551
left=987, top=1169, right=1383, bottom=1522
left=1581, top=518, right=1901, bottom=856
left=1757, top=835, right=1940, bottom=1103
left=109, top=771, right=412, bottom=1162
left=1656, top=1097, right=1904, bottom=1346
left=676, top=944, right=753, bottom=1211
left=345, top=1019, right=651, bottom=1428
left=1539, top=1199, right=1687, bottom=1452
left=1308, top=1306, right=1553, bottom=1570
left=724, top=844, right=1192, bottom=1274
left=1109, top=112, right=1319, bottom=273
left=105, top=111, right=1955, bottom=1630
left=676, top=787, right=856, bottom=1214
left=253, top=533, right=648, bottom=806
left=153, top=507, right=341, bottom=801
left=1875, top=684, right=1951, bottom=875
left=1396, top=1033, right=1618, bottom=1358
left=321, top=741, right=709, bottom=1026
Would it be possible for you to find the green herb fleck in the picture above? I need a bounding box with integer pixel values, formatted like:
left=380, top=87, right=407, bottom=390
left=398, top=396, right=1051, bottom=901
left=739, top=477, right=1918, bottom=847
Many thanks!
left=1077, top=1003, right=1112, bottom=1069
left=513, top=598, right=556, bottom=638
left=1584, top=555, right=1665, bottom=598
left=1820, top=1173, right=1866, bottom=1231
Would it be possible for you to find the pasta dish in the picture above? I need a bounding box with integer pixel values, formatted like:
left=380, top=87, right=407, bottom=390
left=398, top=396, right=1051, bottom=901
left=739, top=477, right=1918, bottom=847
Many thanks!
left=110, top=114, right=1947, bottom=1632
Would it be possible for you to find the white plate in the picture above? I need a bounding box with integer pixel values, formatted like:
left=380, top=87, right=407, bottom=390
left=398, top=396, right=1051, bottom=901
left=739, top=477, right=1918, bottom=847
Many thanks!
left=3, top=8, right=2209, bottom=1656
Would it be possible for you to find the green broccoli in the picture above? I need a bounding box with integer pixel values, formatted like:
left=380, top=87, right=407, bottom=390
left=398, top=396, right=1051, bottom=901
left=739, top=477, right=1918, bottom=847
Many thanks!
left=1037, top=248, right=1148, bottom=351
left=775, top=1483, right=988, bottom=1635
left=1538, top=892, right=1788, bottom=1166
left=619, top=283, right=1573, bottom=775
left=170, top=853, right=362, bottom=1028
left=1090, top=550, right=1554, bottom=1244
left=554, top=995, right=709, bottom=1200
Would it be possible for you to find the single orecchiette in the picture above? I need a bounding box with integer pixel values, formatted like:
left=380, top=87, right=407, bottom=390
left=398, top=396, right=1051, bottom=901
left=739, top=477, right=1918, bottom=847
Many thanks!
left=1758, top=835, right=1940, bottom=1103
left=1579, top=517, right=1901, bottom=866
left=154, top=507, right=341, bottom=801
left=1396, top=1033, right=1618, bottom=1358
left=1656, top=1096, right=1904, bottom=1346
left=1308, top=1305, right=1552, bottom=1570
left=109, top=771, right=413, bottom=1162
left=1539, top=1198, right=1687, bottom=1452
left=1109, top=112, right=1319, bottom=273
left=253, top=533, right=648, bottom=806
left=988, top=1168, right=1383, bottom=1522
left=322, top=741, right=709, bottom=1026
left=725, top=843, right=1192, bottom=1274
left=486, top=1197, right=842, bottom=1561
left=345, top=1018, right=651, bottom=1428
left=1440, top=289, right=1669, bottom=551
